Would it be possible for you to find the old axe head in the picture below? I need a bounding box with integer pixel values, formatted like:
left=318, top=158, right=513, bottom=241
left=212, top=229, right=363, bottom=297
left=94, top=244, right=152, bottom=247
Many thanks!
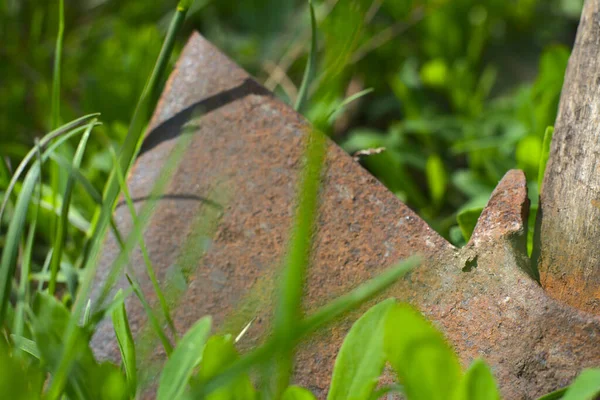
left=92, top=33, right=600, bottom=399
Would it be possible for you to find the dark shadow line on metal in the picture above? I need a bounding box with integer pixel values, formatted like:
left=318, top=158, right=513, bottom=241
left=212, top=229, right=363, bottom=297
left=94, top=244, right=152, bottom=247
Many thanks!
left=115, top=194, right=223, bottom=210
left=139, top=78, right=272, bottom=156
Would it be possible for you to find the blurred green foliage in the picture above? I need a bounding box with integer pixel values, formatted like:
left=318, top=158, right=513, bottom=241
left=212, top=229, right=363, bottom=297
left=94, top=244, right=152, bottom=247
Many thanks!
left=0, top=0, right=583, bottom=262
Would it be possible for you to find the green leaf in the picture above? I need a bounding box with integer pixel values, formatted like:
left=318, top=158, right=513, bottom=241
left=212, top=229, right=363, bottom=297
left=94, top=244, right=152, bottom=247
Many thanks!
left=420, top=59, right=448, bottom=88
left=538, top=126, right=554, bottom=192
left=425, top=154, right=447, bottom=206
left=536, top=387, right=567, bottom=400
left=157, top=316, right=212, bottom=400
left=10, top=334, right=41, bottom=359
left=561, top=369, right=600, bottom=400
left=197, top=335, right=256, bottom=400
left=31, top=292, right=128, bottom=400
left=452, top=359, right=500, bottom=400
left=111, top=290, right=137, bottom=394
left=327, top=299, right=395, bottom=400
left=384, top=303, right=462, bottom=400
left=283, top=386, right=317, bottom=400
left=0, top=339, right=45, bottom=399
left=457, top=206, right=484, bottom=242
left=321, top=0, right=370, bottom=82
left=516, top=135, right=542, bottom=179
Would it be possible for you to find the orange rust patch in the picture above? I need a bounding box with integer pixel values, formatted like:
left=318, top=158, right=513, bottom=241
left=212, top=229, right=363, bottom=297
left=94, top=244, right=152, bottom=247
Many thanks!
left=541, top=271, right=600, bottom=316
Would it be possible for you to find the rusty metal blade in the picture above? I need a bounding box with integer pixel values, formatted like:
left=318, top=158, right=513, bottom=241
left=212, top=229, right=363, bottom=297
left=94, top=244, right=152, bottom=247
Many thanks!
left=92, top=33, right=600, bottom=399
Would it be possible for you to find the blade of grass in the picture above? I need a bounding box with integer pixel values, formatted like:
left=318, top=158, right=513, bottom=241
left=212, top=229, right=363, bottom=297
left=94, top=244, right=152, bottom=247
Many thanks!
left=110, top=143, right=177, bottom=338
left=157, top=317, right=211, bottom=400
left=126, top=274, right=173, bottom=356
left=37, top=250, right=54, bottom=292
left=48, top=0, right=65, bottom=250
left=298, top=256, right=420, bottom=336
left=46, top=2, right=196, bottom=397
left=34, top=182, right=92, bottom=234
left=326, top=88, right=374, bottom=123
left=0, top=114, right=100, bottom=228
left=48, top=153, right=103, bottom=205
left=537, top=126, right=554, bottom=192
left=112, top=290, right=137, bottom=395
left=82, top=299, right=92, bottom=326
left=94, top=125, right=195, bottom=315
left=50, top=122, right=194, bottom=396
left=50, top=0, right=64, bottom=129
left=10, top=334, right=42, bottom=359
left=49, top=118, right=96, bottom=295
left=0, top=162, right=41, bottom=324
left=196, top=256, right=420, bottom=397
left=294, top=0, right=317, bottom=113
left=267, top=128, right=327, bottom=396
left=12, top=140, right=43, bottom=345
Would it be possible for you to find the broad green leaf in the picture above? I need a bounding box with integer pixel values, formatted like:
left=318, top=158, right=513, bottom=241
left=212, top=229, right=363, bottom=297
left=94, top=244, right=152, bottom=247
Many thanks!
left=283, top=386, right=317, bottom=400
left=157, top=316, right=212, bottom=400
left=385, top=303, right=462, bottom=400
left=327, top=299, right=395, bottom=400
left=561, top=369, right=600, bottom=400
left=321, top=0, right=370, bottom=82
left=516, top=135, right=542, bottom=179
left=457, top=206, right=484, bottom=242
left=0, top=339, right=44, bottom=400
left=112, top=291, right=137, bottom=394
left=420, top=59, right=448, bottom=88
left=536, top=387, right=567, bottom=400
left=426, top=154, right=447, bottom=206
left=10, top=335, right=41, bottom=359
left=452, top=359, right=500, bottom=400
left=197, top=335, right=256, bottom=400
left=538, top=126, right=554, bottom=191
left=31, top=292, right=127, bottom=400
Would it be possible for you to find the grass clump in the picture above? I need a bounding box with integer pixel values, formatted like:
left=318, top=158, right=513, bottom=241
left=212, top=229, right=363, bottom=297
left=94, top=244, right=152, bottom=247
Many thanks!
left=0, top=1, right=598, bottom=399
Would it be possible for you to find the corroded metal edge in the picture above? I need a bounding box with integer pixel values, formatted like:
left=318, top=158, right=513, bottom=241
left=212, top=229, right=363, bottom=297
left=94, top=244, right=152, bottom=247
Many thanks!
left=91, top=33, right=600, bottom=399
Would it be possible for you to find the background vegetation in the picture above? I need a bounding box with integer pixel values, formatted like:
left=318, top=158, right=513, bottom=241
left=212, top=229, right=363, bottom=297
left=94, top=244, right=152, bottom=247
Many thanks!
left=1, top=0, right=598, bottom=398
left=0, top=0, right=583, bottom=256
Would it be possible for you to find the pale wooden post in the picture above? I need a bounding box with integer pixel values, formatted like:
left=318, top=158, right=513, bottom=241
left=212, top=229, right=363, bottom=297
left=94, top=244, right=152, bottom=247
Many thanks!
left=537, top=0, right=600, bottom=314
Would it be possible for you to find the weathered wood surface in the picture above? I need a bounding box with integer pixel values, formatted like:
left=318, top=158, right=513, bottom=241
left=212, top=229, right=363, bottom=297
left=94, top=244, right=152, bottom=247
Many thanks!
left=537, top=0, right=600, bottom=314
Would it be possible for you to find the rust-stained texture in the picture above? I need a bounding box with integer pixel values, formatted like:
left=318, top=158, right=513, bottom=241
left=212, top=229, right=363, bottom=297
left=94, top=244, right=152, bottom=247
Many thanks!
left=92, top=33, right=600, bottom=399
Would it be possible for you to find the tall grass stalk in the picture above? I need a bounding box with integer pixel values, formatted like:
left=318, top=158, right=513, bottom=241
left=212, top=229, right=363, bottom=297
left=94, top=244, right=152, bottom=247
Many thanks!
left=268, top=129, right=327, bottom=396
left=48, top=119, right=96, bottom=294
left=196, top=257, right=419, bottom=397
left=294, top=0, right=317, bottom=113
left=49, top=0, right=65, bottom=260
left=44, top=2, right=196, bottom=398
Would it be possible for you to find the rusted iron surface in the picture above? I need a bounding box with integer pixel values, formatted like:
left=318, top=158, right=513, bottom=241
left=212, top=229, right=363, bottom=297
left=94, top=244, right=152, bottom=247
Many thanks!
left=92, top=33, right=600, bottom=399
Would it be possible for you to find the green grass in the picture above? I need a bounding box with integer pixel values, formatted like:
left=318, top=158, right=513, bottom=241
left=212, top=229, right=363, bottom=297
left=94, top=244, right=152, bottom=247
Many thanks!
left=0, top=0, right=598, bottom=399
